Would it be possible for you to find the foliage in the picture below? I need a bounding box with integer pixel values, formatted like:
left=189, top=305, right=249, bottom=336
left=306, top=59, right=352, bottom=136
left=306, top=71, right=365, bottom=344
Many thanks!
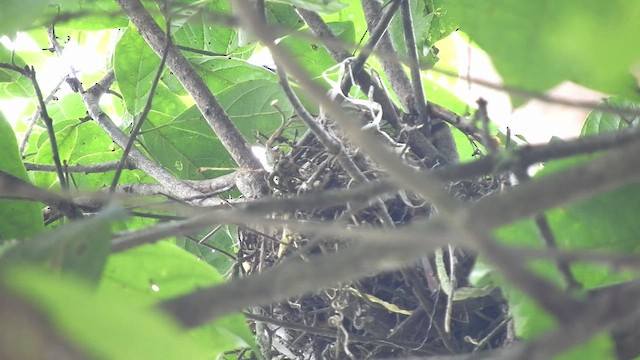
left=1, top=0, right=639, bottom=358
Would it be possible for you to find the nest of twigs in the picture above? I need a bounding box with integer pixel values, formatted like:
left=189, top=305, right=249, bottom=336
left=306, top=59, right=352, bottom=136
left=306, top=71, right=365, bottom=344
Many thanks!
left=238, top=116, right=512, bottom=359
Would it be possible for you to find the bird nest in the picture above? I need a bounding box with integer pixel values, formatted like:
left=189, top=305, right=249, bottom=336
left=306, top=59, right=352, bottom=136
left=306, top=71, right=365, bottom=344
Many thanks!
left=237, top=115, right=512, bottom=359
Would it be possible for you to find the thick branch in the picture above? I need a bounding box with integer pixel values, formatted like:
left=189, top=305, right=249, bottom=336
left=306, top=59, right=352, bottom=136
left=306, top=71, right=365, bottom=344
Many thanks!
left=470, top=139, right=640, bottom=230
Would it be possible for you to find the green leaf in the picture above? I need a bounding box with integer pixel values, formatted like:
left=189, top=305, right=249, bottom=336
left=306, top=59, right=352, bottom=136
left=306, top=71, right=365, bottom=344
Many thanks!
left=114, top=25, right=160, bottom=115
left=0, top=44, right=34, bottom=99
left=266, top=3, right=306, bottom=31
left=445, top=0, right=640, bottom=102
left=321, top=0, right=367, bottom=43
left=2, top=265, right=208, bottom=359
left=175, top=225, right=239, bottom=275
left=581, top=97, right=640, bottom=136
left=556, top=334, right=615, bottom=360
left=218, top=79, right=294, bottom=136
left=279, top=21, right=355, bottom=81
left=31, top=119, right=149, bottom=190
left=145, top=66, right=292, bottom=179
left=0, top=0, right=47, bottom=36
left=0, top=112, right=44, bottom=241
left=0, top=205, right=127, bottom=283
left=271, top=0, right=347, bottom=14
left=141, top=91, right=222, bottom=180
left=99, top=242, right=256, bottom=355
left=193, top=57, right=282, bottom=94
left=48, top=0, right=128, bottom=30
left=388, top=0, right=456, bottom=68
left=172, top=3, right=254, bottom=60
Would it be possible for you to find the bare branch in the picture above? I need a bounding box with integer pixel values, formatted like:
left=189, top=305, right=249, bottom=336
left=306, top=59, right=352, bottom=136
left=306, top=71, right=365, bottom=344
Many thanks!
left=400, top=0, right=430, bottom=132
left=81, top=71, right=208, bottom=202
left=24, top=66, right=68, bottom=190
left=115, top=0, right=267, bottom=198
left=360, top=0, right=413, bottom=110
left=340, top=0, right=402, bottom=95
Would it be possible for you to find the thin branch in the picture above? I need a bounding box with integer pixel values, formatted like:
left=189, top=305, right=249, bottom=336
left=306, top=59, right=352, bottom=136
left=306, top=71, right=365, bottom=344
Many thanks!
left=295, top=9, right=448, bottom=166
left=159, top=225, right=451, bottom=327
left=20, top=76, right=66, bottom=156
left=435, top=123, right=640, bottom=181
left=340, top=0, right=403, bottom=95
left=512, top=164, right=581, bottom=291
left=400, top=0, right=430, bottom=133
left=116, top=0, right=266, bottom=198
left=110, top=13, right=172, bottom=192
left=24, top=66, right=68, bottom=190
left=174, top=44, right=226, bottom=57
left=0, top=170, right=82, bottom=219
left=111, top=179, right=397, bottom=251
left=81, top=71, right=209, bottom=202
left=113, top=173, right=237, bottom=197
left=360, top=0, right=413, bottom=111
left=274, top=59, right=394, bottom=226
left=46, top=26, right=84, bottom=93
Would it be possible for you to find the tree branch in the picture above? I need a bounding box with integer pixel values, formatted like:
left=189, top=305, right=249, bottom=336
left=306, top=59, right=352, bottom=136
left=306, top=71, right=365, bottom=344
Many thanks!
left=81, top=71, right=209, bottom=202
left=360, top=0, right=413, bottom=110
left=115, top=0, right=266, bottom=198
left=340, top=0, right=402, bottom=95
left=24, top=66, right=68, bottom=190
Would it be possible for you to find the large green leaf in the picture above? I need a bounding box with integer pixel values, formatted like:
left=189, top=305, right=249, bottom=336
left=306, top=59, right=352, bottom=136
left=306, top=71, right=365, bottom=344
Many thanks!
left=217, top=78, right=294, bottom=136
left=0, top=205, right=126, bottom=283
left=279, top=21, right=354, bottom=82
left=48, top=0, right=128, bottom=30
left=175, top=225, right=239, bottom=276
left=266, top=3, right=307, bottom=31
left=114, top=25, right=160, bottom=115
left=144, top=62, right=292, bottom=179
left=30, top=119, right=149, bottom=190
left=388, top=0, right=457, bottom=68
left=0, top=113, right=44, bottom=241
left=193, top=57, right=281, bottom=94
left=2, top=265, right=207, bottom=359
left=445, top=0, right=640, bottom=102
left=581, top=97, right=640, bottom=136
left=172, top=3, right=254, bottom=60
left=0, top=0, right=47, bottom=36
left=142, top=106, right=222, bottom=180
left=321, top=0, right=367, bottom=44
left=271, top=0, right=347, bottom=14
left=0, top=44, right=34, bottom=99
left=99, top=242, right=256, bottom=355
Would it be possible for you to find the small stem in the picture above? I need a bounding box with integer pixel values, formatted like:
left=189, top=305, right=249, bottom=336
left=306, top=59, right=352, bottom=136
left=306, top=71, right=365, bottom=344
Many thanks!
left=24, top=66, right=68, bottom=190
left=400, top=0, right=430, bottom=133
